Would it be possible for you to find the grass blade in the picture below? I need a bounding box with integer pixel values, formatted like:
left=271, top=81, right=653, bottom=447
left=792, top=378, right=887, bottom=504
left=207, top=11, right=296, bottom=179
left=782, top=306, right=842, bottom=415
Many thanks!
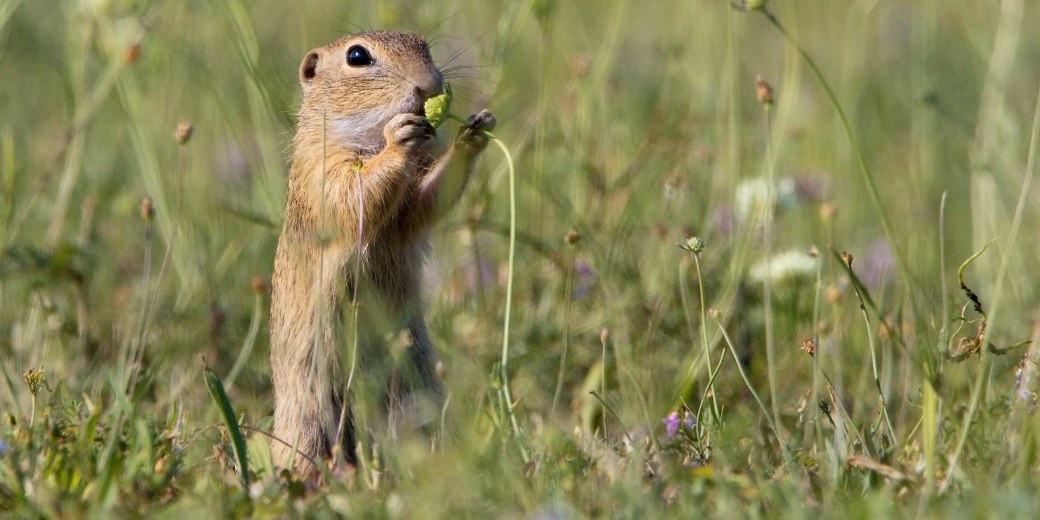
left=204, top=366, right=250, bottom=487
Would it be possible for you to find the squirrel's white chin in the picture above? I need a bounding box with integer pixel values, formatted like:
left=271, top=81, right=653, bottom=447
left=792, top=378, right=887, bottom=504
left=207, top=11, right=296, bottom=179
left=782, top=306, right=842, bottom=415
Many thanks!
left=327, top=109, right=391, bottom=152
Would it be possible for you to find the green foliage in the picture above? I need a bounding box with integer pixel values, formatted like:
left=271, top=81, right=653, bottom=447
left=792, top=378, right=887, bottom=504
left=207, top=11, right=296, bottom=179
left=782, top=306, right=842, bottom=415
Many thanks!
left=204, top=366, right=250, bottom=488
left=1, top=0, right=1040, bottom=517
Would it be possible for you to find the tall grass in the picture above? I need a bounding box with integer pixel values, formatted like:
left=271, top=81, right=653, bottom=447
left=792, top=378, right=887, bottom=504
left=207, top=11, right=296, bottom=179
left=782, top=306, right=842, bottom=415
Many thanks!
left=2, top=0, right=1040, bottom=516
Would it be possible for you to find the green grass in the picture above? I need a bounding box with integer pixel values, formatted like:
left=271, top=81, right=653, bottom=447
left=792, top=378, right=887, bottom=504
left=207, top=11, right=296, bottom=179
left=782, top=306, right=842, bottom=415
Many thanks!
left=3, top=0, right=1040, bottom=517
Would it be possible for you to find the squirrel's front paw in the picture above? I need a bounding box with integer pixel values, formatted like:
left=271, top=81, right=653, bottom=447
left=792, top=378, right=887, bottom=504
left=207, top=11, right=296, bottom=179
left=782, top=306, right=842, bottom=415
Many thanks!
left=456, top=109, right=495, bottom=151
left=385, top=113, right=435, bottom=152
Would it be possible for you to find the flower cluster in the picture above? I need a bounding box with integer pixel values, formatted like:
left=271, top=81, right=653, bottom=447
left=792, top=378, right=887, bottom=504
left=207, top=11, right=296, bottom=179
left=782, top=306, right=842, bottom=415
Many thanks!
left=23, top=367, right=47, bottom=397
left=424, top=83, right=454, bottom=128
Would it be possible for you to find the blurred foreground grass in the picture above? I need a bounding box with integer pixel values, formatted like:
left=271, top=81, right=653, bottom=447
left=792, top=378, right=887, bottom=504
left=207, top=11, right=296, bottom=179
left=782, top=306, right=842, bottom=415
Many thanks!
left=3, top=0, right=1040, bottom=517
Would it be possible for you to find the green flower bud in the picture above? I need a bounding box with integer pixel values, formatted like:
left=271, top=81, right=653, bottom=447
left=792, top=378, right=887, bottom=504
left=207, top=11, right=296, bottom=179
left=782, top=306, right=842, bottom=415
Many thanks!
left=683, top=236, right=708, bottom=254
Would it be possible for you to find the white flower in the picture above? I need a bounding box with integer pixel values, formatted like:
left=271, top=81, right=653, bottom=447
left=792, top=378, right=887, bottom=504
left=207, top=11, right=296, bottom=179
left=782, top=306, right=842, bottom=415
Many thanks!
left=749, top=250, right=818, bottom=285
left=734, top=176, right=800, bottom=224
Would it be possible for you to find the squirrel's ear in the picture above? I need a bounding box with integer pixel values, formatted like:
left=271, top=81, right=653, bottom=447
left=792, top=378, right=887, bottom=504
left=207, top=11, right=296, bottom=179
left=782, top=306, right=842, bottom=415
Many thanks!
left=299, top=49, right=321, bottom=86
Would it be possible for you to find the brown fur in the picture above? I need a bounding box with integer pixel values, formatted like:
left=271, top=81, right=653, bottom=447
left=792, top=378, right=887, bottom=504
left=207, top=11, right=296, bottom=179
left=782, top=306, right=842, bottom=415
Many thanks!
left=269, top=32, right=494, bottom=474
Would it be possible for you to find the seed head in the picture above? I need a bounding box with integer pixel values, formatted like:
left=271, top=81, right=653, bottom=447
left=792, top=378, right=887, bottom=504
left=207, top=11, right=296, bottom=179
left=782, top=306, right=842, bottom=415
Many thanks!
left=755, top=75, right=774, bottom=106
left=802, top=339, right=816, bottom=356
left=139, top=197, right=154, bottom=223
left=841, top=251, right=853, bottom=268
left=175, top=121, right=194, bottom=145
left=251, top=276, right=268, bottom=296
left=125, top=43, right=141, bottom=64
left=564, top=230, right=582, bottom=246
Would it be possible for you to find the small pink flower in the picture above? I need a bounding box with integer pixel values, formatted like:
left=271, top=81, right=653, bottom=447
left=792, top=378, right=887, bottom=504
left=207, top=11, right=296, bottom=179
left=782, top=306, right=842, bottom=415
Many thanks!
left=662, top=412, right=681, bottom=438
left=662, top=410, right=698, bottom=438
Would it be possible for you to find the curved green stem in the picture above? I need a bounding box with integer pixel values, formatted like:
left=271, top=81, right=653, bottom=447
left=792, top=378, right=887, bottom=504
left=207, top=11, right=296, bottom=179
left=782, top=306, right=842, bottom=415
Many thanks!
left=489, top=134, right=529, bottom=462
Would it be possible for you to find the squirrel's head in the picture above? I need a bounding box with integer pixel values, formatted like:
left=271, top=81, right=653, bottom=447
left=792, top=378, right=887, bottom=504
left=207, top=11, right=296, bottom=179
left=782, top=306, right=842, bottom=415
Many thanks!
left=296, top=31, right=443, bottom=152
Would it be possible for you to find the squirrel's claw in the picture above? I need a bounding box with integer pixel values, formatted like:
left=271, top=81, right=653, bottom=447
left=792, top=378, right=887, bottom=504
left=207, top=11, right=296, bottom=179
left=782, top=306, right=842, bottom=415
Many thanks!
left=466, top=109, right=496, bottom=132
left=457, top=109, right=495, bottom=150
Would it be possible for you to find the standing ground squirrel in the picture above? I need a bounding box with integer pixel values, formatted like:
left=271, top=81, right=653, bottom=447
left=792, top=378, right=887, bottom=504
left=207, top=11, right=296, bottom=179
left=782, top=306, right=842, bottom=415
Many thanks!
left=269, top=31, right=495, bottom=474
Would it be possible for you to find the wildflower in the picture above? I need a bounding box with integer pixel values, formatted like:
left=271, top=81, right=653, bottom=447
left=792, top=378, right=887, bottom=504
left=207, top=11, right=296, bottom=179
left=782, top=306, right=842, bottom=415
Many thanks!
left=734, top=176, right=799, bottom=224
left=663, top=412, right=681, bottom=437
left=679, top=236, right=707, bottom=255
left=23, top=367, right=49, bottom=428
left=735, top=177, right=770, bottom=223
left=23, top=367, right=46, bottom=396
left=572, top=258, right=596, bottom=299
left=0, top=439, right=7, bottom=458
left=749, top=250, right=819, bottom=285
left=861, top=239, right=895, bottom=289
left=662, top=410, right=697, bottom=438
left=802, top=339, right=816, bottom=356
left=684, top=413, right=697, bottom=430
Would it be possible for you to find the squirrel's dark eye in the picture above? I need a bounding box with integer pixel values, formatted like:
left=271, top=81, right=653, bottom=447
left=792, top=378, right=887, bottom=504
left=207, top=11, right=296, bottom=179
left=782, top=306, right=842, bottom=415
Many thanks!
left=346, top=45, right=373, bottom=67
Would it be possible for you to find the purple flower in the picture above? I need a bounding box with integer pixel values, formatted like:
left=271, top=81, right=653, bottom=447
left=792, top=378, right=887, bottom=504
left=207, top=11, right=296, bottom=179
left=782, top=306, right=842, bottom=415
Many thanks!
left=662, top=412, right=681, bottom=438
left=862, top=239, right=895, bottom=289
left=663, top=410, right=699, bottom=438
left=572, top=258, right=596, bottom=300
left=684, top=413, right=697, bottom=430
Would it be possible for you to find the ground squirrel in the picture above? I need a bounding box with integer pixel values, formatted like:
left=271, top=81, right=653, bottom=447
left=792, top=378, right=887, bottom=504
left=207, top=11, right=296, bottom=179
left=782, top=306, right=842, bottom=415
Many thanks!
left=269, top=31, right=495, bottom=473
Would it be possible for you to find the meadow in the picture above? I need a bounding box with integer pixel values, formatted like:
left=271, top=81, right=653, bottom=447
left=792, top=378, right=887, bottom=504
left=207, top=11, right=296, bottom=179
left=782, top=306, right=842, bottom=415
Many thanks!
left=2, top=0, right=1040, bottom=517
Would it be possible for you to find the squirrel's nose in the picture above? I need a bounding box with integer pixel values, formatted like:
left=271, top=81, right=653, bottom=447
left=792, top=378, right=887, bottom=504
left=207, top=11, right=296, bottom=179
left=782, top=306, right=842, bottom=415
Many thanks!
left=416, top=69, right=444, bottom=99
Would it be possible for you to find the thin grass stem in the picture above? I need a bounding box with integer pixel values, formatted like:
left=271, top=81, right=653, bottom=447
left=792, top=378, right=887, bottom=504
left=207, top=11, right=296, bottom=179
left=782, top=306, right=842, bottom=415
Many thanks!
left=489, top=134, right=528, bottom=462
